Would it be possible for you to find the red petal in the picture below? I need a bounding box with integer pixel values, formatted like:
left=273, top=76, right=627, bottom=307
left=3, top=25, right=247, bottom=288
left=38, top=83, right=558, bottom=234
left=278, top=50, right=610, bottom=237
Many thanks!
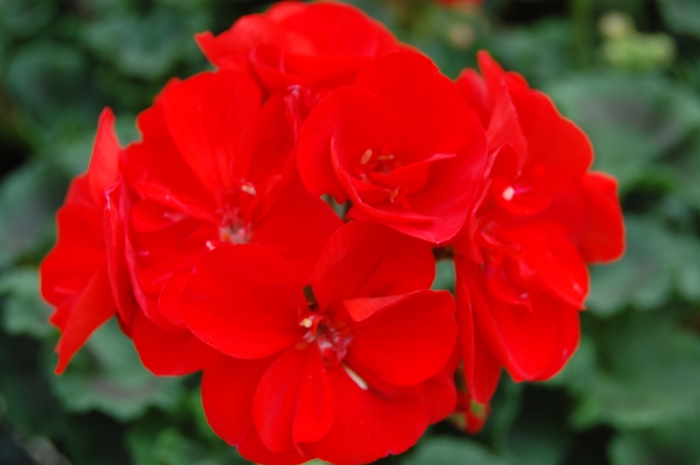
left=475, top=51, right=527, bottom=165
left=253, top=346, right=334, bottom=453
left=160, top=71, right=262, bottom=199
left=238, top=431, right=310, bottom=465
left=41, top=177, right=105, bottom=317
left=423, top=349, right=459, bottom=424
left=201, top=355, right=269, bottom=445
left=345, top=290, right=457, bottom=386
left=297, top=85, right=393, bottom=203
left=476, top=282, right=580, bottom=381
left=455, top=258, right=502, bottom=404
left=250, top=168, right=342, bottom=282
left=455, top=68, right=489, bottom=128
left=355, top=52, right=471, bottom=160
left=157, top=268, right=190, bottom=327
left=124, top=95, right=216, bottom=216
left=311, top=222, right=435, bottom=311
left=104, top=183, right=138, bottom=325
left=342, top=294, right=408, bottom=323
left=501, top=63, right=592, bottom=181
left=578, top=172, right=625, bottom=263
left=195, top=14, right=282, bottom=71
left=306, top=365, right=428, bottom=465
left=182, top=245, right=306, bottom=359
left=88, top=108, right=120, bottom=208
left=130, top=310, right=219, bottom=376
left=54, top=266, right=116, bottom=374
left=500, top=223, right=589, bottom=308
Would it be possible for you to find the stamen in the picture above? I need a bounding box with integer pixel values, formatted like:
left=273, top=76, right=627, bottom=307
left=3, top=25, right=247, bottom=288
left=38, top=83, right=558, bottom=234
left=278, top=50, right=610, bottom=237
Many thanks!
left=360, top=149, right=373, bottom=165
left=241, top=183, right=257, bottom=196
left=343, top=364, right=368, bottom=390
left=377, top=153, right=395, bottom=161
left=389, top=187, right=400, bottom=203
left=300, top=317, right=313, bottom=328
left=502, top=186, right=515, bottom=201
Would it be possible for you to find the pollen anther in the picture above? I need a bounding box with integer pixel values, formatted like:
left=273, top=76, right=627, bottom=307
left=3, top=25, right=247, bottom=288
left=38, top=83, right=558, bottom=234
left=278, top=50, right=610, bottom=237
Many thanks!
left=360, top=149, right=373, bottom=165
left=241, top=184, right=257, bottom=196
left=502, top=186, right=515, bottom=201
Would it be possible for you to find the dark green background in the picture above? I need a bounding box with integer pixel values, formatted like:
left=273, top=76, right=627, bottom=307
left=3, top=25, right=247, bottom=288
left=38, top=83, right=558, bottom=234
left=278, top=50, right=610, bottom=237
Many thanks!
left=1, top=0, right=699, bottom=464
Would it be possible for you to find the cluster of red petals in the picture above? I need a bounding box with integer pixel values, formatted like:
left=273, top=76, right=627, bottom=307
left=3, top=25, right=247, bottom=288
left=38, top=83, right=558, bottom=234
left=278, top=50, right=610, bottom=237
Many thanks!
left=40, top=2, right=623, bottom=464
left=450, top=52, right=624, bottom=407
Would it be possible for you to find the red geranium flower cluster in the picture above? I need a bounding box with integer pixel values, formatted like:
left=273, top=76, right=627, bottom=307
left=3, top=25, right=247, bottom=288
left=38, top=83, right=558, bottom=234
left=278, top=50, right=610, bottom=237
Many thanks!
left=40, top=2, right=623, bottom=464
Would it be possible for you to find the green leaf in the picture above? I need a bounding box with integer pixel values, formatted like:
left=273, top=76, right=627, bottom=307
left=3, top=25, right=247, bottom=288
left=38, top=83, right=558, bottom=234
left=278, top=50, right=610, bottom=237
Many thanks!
left=657, top=0, right=700, bottom=40
left=83, top=8, right=209, bottom=81
left=50, top=319, right=185, bottom=422
left=127, top=423, right=249, bottom=465
left=482, top=20, right=575, bottom=87
left=432, top=259, right=455, bottom=291
left=484, top=378, right=523, bottom=453
left=0, top=0, right=56, bottom=39
left=587, top=216, right=700, bottom=316
left=5, top=41, right=92, bottom=124
left=404, top=437, right=510, bottom=465
left=547, top=73, right=700, bottom=194
left=0, top=267, right=52, bottom=338
left=503, top=387, right=571, bottom=465
left=571, top=312, right=700, bottom=430
left=609, top=421, right=700, bottom=465
left=0, top=163, right=66, bottom=267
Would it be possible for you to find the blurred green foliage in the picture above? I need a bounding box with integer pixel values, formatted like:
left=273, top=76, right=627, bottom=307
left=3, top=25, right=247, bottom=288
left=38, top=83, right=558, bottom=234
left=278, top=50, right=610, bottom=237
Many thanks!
left=1, top=0, right=699, bottom=464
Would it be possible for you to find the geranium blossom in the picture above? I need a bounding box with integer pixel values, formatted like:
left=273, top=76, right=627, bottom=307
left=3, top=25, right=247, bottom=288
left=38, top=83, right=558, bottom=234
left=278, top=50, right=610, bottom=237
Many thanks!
left=121, top=69, right=342, bottom=374
left=40, top=109, right=136, bottom=373
left=184, top=222, right=458, bottom=464
left=197, top=1, right=403, bottom=93
left=40, top=3, right=625, bottom=462
left=297, top=51, right=488, bottom=243
left=450, top=52, right=624, bottom=405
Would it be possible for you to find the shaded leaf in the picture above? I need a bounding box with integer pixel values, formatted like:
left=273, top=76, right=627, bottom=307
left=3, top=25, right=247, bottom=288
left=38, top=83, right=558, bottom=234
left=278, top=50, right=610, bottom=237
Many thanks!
left=432, top=258, right=455, bottom=291
left=657, top=0, right=700, bottom=40
left=0, top=164, right=65, bottom=267
left=571, top=313, right=700, bottom=430
left=547, top=73, right=700, bottom=194
left=127, top=423, right=248, bottom=465
left=51, top=320, right=185, bottom=422
left=587, top=216, right=700, bottom=315
left=0, top=268, right=52, bottom=338
left=405, top=437, right=510, bottom=465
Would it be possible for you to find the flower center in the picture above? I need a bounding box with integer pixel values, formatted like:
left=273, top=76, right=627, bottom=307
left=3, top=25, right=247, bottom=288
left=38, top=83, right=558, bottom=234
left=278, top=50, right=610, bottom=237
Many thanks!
left=298, top=312, right=353, bottom=365
left=359, top=148, right=398, bottom=175
left=219, top=209, right=250, bottom=245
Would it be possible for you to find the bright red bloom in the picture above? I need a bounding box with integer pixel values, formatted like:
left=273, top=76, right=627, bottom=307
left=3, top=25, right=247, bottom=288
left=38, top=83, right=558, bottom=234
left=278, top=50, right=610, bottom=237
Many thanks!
left=450, top=52, right=624, bottom=405
left=120, top=69, right=343, bottom=375
left=297, top=51, right=488, bottom=244
left=40, top=109, right=135, bottom=373
left=183, top=222, right=458, bottom=464
left=196, top=1, right=403, bottom=94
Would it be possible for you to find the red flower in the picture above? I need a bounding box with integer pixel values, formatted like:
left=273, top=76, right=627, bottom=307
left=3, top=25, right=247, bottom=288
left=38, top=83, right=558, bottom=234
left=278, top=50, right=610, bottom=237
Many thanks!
left=183, top=222, right=458, bottom=464
left=120, top=69, right=342, bottom=375
left=450, top=52, right=624, bottom=404
left=297, top=51, right=488, bottom=243
left=196, top=1, right=403, bottom=94
left=40, top=109, right=135, bottom=373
